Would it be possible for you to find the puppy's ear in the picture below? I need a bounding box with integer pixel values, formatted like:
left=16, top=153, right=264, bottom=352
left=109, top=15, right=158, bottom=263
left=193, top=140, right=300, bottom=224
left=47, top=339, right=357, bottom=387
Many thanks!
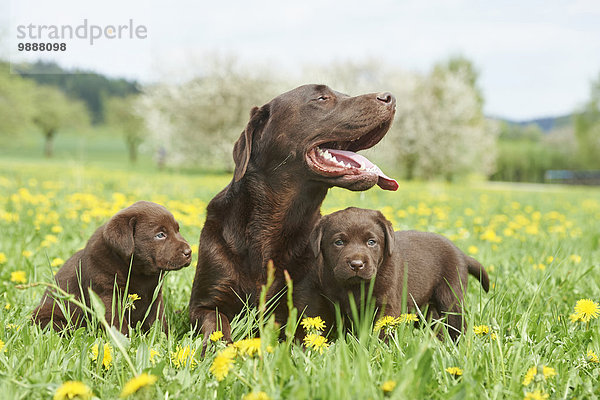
left=309, top=220, right=324, bottom=258
left=103, top=212, right=137, bottom=260
left=233, top=104, right=270, bottom=182
left=375, top=211, right=395, bottom=257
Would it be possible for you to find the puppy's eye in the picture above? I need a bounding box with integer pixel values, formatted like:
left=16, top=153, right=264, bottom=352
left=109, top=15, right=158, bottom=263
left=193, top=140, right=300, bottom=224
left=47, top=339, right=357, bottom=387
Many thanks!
left=367, top=239, right=377, bottom=247
left=155, top=232, right=167, bottom=239
left=334, top=239, right=344, bottom=246
left=317, top=95, right=329, bottom=101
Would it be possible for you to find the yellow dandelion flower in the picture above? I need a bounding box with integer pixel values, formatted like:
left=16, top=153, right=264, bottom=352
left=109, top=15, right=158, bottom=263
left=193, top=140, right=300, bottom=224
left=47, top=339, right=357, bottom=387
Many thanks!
left=542, top=366, right=556, bottom=378
left=569, top=254, right=582, bottom=264
left=569, top=313, right=584, bottom=323
left=51, top=226, right=63, bottom=234
left=22, top=250, right=33, bottom=258
left=473, top=325, right=490, bottom=336
left=573, top=299, right=599, bottom=323
left=210, top=346, right=237, bottom=381
left=0, top=253, right=6, bottom=264
left=171, top=345, right=197, bottom=369
left=51, top=258, right=65, bottom=267
left=53, top=380, right=93, bottom=400
left=234, top=338, right=262, bottom=357
left=91, top=343, right=113, bottom=370
left=525, top=225, right=539, bottom=235
left=532, top=263, right=545, bottom=271
left=445, top=366, right=463, bottom=376
left=242, top=391, right=270, bottom=400
left=149, top=349, right=160, bottom=365
left=301, top=316, right=326, bottom=333
left=523, top=390, right=549, bottom=400
left=400, top=313, right=418, bottom=322
left=4, top=303, right=10, bottom=310
left=522, top=365, right=556, bottom=386
left=374, top=316, right=401, bottom=332
left=0, top=339, right=4, bottom=352
left=120, top=373, right=157, bottom=398
left=303, top=333, right=329, bottom=354
left=522, top=367, right=535, bottom=386
left=44, top=234, right=58, bottom=244
left=209, top=330, right=224, bottom=342
left=381, top=380, right=397, bottom=392
left=10, top=271, right=26, bottom=284
left=128, top=294, right=141, bottom=302
left=468, top=245, right=478, bottom=255
left=587, top=350, right=599, bottom=363
left=125, top=293, right=141, bottom=310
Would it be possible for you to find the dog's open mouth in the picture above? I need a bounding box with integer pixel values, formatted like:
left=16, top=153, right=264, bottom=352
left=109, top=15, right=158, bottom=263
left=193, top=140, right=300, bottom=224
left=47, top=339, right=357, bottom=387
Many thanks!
left=306, top=124, right=398, bottom=191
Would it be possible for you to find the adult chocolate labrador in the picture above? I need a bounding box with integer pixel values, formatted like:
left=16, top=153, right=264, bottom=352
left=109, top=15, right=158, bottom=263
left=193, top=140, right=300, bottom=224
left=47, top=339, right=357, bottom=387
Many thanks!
left=189, top=84, right=397, bottom=346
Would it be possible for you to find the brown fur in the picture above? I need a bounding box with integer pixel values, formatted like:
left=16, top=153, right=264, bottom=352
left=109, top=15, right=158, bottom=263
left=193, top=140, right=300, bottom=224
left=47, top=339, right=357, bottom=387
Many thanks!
left=295, top=207, right=489, bottom=340
left=32, top=201, right=192, bottom=334
left=189, top=84, right=396, bottom=347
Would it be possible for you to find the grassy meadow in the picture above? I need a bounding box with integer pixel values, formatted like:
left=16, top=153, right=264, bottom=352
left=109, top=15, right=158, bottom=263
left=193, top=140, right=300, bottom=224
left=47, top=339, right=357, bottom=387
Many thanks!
left=0, top=142, right=600, bottom=399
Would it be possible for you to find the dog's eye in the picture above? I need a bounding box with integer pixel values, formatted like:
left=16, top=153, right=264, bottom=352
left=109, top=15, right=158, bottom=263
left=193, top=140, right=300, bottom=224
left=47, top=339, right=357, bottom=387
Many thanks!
left=317, top=95, right=329, bottom=101
left=367, top=239, right=377, bottom=247
left=155, top=232, right=167, bottom=239
left=334, top=239, right=344, bottom=246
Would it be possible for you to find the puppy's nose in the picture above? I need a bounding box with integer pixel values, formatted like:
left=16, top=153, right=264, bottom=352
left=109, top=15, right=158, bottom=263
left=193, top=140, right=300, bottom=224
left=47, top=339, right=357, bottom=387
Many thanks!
left=376, top=92, right=395, bottom=105
left=183, top=247, right=192, bottom=258
left=349, top=260, right=365, bottom=271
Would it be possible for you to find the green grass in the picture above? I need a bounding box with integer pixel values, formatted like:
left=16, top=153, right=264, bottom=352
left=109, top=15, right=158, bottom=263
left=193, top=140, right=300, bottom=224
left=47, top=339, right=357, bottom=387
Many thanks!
left=0, top=154, right=599, bottom=399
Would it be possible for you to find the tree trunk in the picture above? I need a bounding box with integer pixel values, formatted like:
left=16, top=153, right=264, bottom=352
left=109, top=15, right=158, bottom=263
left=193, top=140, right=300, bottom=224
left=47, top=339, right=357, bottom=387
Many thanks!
left=128, top=141, right=138, bottom=163
left=44, top=130, right=55, bottom=158
left=405, top=155, right=417, bottom=181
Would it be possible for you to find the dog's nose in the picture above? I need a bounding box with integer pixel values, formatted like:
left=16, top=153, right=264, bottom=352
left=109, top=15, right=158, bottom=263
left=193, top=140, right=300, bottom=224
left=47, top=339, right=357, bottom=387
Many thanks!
left=183, top=247, right=192, bottom=258
left=376, top=92, right=395, bottom=105
left=349, top=260, right=365, bottom=271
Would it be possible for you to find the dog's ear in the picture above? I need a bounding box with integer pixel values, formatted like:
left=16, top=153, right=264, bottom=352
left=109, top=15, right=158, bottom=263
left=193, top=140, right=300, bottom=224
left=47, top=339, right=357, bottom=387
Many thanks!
left=233, top=105, right=270, bottom=182
left=309, top=220, right=324, bottom=258
left=375, top=211, right=395, bottom=257
left=103, top=211, right=137, bottom=260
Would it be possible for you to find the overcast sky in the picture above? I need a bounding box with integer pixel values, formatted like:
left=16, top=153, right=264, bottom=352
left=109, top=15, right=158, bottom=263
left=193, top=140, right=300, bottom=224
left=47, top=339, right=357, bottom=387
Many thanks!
left=3, top=0, right=600, bottom=120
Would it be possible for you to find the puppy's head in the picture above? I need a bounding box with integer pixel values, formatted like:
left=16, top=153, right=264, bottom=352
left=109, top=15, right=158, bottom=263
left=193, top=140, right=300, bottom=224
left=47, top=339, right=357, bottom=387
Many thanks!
left=310, top=207, right=394, bottom=287
left=102, top=201, right=192, bottom=275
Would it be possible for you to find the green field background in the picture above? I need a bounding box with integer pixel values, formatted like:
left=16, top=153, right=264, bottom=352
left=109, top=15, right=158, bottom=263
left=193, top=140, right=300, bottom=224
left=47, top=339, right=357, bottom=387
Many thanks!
left=0, top=136, right=599, bottom=399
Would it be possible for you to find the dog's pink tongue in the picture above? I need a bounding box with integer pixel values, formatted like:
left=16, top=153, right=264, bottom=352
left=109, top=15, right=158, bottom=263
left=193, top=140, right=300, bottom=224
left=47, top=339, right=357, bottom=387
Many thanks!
left=326, top=149, right=399, bottom=191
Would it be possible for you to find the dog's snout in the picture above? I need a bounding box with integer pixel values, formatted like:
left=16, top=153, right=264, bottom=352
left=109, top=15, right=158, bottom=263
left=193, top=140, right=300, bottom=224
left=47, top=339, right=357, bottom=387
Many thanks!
left=376, top=92, right=395, bottom=105
left=349, top=259, right=365, bottom=271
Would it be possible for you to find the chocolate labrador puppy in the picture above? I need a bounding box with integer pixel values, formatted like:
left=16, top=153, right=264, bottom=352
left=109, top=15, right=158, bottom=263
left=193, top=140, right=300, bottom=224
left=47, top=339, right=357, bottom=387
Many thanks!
left=33, top=201, right=192, bottom=334
left=189, top=84, right=398, bottom=346
left=295, top=207, right=489, bottom=341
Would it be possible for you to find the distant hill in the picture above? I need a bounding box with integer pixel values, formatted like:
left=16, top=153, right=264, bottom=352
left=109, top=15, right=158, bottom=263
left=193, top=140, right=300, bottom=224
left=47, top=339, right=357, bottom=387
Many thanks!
left=493, top=114, right=573, bottom=133
left=13, top=61, right=140, bottom=124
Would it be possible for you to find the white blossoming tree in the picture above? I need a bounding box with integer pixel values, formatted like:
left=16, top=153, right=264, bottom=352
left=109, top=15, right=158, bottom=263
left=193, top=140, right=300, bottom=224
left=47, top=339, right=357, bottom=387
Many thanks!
left=389, top=59, right=498, bottom=180
left=138, top=56, right=280, bottom=170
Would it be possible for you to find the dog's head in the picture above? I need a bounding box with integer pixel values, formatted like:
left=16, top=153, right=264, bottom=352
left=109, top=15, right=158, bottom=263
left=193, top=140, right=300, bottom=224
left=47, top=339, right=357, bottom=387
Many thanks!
left=102, top=201, right=192, bottom=275
left=232, top=84, right=398, bottom=192
left=310, top=207, right=394, bottom=287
